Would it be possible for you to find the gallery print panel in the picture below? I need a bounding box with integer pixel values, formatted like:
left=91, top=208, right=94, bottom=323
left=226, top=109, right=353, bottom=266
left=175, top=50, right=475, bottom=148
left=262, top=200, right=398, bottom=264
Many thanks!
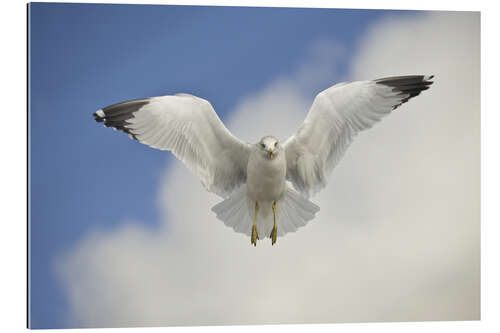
left=28, top=2, right=480, bottom=329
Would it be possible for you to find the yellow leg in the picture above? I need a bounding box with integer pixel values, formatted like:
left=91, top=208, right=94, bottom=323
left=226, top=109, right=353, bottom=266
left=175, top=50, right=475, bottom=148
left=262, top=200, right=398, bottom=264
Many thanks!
left=251, top=201, right=259, bottom=246
left=270, top=201, right=277, bottom=245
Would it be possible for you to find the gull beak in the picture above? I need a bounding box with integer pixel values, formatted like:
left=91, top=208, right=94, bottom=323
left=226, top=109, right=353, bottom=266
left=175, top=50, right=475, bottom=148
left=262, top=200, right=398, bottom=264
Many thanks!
left=268, top=149, right=274, bottom=159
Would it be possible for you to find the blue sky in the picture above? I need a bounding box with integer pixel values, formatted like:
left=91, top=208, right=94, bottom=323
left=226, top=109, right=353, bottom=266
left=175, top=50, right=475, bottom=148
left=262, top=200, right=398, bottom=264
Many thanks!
left=27, top=3, right=434, bottom=329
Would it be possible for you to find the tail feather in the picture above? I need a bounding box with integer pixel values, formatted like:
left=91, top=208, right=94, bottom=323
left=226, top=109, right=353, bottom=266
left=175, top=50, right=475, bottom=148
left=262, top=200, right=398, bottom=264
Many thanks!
left=212, top=185, right=253, bottom=237
left=212, top=185, right=320, bottom=240
left=280, top=187, right=319, bottom=236
left=285, top=193, right=316, bottom=221
left=278, top=207, right=295, bottom=237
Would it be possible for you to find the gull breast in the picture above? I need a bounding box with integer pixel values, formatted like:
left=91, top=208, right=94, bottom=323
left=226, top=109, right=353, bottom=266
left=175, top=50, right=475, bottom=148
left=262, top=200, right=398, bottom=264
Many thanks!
left=246, top=149, right=287, bottom=203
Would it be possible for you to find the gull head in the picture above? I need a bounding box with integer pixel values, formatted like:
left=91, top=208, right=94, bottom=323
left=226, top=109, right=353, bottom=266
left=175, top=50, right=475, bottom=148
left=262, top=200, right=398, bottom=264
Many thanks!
left=258, top=136, right=280, bottom=160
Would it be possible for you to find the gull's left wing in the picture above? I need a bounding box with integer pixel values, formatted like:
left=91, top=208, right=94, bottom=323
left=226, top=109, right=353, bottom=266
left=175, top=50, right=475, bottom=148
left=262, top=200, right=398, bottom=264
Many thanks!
left=94, top=93, right=251, bottom=198
left=283, top=75, right=434, bottom=198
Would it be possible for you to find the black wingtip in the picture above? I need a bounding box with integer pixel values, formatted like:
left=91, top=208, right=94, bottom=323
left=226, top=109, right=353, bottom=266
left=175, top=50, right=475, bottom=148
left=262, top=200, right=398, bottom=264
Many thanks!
left=375, top=75, right=434, bottom=109
left=93, top=98, right=151, bottom=141
left=375, top=75, right=435, bottom=85
left=93, top=110, right=105, bottom=122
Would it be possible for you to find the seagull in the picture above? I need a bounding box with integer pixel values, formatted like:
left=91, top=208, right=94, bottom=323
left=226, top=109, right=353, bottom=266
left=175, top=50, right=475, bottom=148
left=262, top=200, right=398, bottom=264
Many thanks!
left=94, top=75, right=434, bottom=246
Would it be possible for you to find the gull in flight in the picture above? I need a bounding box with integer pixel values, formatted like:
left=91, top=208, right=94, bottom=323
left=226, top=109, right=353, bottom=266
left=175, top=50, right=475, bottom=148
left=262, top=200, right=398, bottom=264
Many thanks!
left=94, top=75, right=433, bottom=246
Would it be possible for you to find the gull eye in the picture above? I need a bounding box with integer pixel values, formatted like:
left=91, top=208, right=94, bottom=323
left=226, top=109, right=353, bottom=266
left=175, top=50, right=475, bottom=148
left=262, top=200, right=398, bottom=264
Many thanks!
left=260, top=143, right=266, bottom=148
left=274, top=142, right=278, bottom=147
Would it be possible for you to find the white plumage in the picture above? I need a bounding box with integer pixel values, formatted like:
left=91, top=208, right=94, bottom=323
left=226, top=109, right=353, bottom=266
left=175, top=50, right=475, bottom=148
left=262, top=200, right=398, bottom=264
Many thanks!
left=124, top=94, right=250, bottom=198
left=94, top=75, right=433, bottom=245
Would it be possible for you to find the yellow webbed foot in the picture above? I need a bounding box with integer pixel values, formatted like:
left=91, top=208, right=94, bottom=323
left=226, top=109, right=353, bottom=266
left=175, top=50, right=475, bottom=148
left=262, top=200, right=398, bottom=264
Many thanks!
left=270, top=225, right=277, bottom=245
left=251, top=201, right=260, bottom=247
left=251, top=224, right=259, bottom=246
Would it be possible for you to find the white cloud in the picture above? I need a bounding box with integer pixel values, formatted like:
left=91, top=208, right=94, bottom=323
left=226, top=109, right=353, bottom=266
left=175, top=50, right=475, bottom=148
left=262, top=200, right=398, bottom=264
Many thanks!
left=56, top=11, right=480, bottom=327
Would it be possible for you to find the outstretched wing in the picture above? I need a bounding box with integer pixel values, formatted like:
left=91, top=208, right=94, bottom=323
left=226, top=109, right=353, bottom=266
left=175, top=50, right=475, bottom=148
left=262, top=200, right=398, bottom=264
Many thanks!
left=283, top=75, right=434, bottom=198
left=94, top=93, right=251, bottom=198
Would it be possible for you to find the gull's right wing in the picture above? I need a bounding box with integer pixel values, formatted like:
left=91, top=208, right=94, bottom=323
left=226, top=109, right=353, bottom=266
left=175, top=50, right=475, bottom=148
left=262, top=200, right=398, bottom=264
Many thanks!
left=94, top=93, right=251, bottom=198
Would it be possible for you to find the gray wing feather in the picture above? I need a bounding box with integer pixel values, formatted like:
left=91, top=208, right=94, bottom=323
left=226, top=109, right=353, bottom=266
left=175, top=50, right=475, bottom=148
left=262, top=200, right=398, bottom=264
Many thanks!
left=283, top=75, right=434, bottom=198
left=94, top=94, right=250, bottom=198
